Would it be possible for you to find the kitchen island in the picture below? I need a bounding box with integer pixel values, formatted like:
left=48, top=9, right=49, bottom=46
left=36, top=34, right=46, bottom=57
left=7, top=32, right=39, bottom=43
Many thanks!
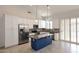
left=30, top=32, right=53, bottom=50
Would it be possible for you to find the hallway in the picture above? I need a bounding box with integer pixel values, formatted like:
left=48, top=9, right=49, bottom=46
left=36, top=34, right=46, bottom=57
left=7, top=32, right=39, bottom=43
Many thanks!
left=0, top=41, right=79, bottom=53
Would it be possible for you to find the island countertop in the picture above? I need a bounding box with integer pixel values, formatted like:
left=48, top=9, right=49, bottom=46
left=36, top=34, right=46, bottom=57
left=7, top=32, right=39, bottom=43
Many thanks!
left=29, top=32, right=53, bottom=39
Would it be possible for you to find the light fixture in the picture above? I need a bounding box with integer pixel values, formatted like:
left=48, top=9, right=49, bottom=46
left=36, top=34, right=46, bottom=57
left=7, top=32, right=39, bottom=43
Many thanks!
left=35, top=20, right=38, bottom=23
left=46, top=5, right=50, bottom=30
left=35, top=5, right=39, bottom=24
left=47, top=5, right=49, bottom=20
left=27, top=11, right=31, bottom=14
left=35, top=5, right=37, bottom=20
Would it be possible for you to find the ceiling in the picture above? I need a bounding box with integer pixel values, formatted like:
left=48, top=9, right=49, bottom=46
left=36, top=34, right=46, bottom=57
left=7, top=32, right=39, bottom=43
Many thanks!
left=0, top=5, right=79, bottom=19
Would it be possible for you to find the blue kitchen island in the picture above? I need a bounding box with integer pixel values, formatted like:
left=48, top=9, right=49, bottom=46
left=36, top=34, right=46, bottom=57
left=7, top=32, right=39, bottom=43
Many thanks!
left=30, top=33, right=53, bottom=50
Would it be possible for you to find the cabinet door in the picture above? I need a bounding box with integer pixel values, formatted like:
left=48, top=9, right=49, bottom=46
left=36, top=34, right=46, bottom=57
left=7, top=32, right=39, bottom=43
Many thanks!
left=5, top=15, right=18, bottom=47
left=5, top=15, right=14, bottom=47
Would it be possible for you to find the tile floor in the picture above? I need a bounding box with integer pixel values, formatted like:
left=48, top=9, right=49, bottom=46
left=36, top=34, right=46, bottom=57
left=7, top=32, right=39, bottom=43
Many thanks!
left=0, top=41, right=79, bottom=53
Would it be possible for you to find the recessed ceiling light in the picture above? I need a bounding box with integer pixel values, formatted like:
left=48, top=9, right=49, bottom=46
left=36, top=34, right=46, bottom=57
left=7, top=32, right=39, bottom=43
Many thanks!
left=27, top=11, right=31, bottom=14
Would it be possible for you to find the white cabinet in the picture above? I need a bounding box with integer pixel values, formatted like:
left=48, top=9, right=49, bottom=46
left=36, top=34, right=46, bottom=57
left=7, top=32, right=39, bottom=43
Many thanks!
left=54, top=33, right=59, bottom=40
left=5, top=15, right=27, bottom=47
left=5, top=15, right=18, bottom=47
left=0, top=14, right=36, bottom=48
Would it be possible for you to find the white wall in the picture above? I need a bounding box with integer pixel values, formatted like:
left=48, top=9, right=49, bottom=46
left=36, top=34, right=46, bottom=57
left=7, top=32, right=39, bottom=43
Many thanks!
left=0, top=14, right=5, bottom=47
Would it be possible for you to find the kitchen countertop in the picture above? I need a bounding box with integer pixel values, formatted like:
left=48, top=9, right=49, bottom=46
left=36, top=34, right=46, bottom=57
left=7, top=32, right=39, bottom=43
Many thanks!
left=29, top=32, right=53, bottom=39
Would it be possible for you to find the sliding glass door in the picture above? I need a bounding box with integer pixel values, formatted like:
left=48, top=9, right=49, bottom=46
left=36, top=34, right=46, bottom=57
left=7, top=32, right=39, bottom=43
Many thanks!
left=60, top=20, right=64, bottom=40
left=71, top=18, right=76, bottom=43
left=60, top=18, right=77, bottom=43
left=64, top=19, right=70, bottom=41
left=60, top=18, right=79, bottom=44
left=77, top=18, right=79, bottom=43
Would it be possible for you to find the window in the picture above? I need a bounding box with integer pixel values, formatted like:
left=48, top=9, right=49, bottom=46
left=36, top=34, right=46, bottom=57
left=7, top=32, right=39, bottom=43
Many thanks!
left=46, top=20, right=50, bottom=29
left=71, top=18, right=76, bottom=42
left=64, top=19, right=70, bottom=41
left=49, top=21, right=53, bottom=29
left=77, top=18, right=79, bottom=43
left=60, top=19, right=64, bottom=40
left=39, top=20, right=53, bottom=29
left=45, top=20, right=53, bottom=29
left=39, top=20, right=46, bottom=28
left=60, top=17, right=79, bottom=44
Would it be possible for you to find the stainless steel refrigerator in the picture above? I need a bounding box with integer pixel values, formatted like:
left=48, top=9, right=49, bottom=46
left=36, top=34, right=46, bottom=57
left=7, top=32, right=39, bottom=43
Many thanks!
left=18, top=24, right=29, bottom=45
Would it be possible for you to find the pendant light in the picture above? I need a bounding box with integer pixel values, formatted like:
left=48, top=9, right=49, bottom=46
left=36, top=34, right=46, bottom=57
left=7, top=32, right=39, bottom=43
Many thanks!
left=46, top=5, right=49, bottom=29
left=35, top=5, right=38, bottom=24
left=47, top=5, right=51, bottom=30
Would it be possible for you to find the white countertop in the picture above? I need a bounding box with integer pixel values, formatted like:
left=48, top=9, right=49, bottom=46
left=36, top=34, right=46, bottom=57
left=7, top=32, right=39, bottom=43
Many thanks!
left=29, top=32, right=53, bottom=39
